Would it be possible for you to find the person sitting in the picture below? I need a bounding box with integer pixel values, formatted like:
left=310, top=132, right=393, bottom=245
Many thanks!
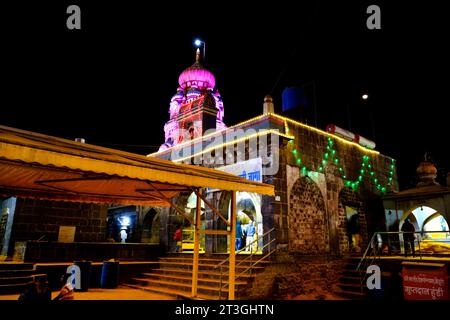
left=18, top=276, right=52, bottom=302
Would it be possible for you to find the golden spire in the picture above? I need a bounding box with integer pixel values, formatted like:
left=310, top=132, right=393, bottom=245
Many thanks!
left=195, top=48, right=201, bottom=63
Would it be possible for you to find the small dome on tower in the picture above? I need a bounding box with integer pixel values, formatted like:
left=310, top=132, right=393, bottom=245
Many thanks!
left=416, top=160, right=439, bottom=187
left=416, top=161, right=437, bottom=176
left=178, top=49, right=216, bottom=90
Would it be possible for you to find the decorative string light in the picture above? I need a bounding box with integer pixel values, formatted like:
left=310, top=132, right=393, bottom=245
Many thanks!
left=172, top=130, right=294, bottom=163
left=289, top=125, right=396, bottom=194
left=149, top=111, right=396, bottom=194
left=148, top=112, right=380, bottom=157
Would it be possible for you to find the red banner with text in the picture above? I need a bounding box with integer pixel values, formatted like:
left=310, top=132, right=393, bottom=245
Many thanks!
left=402, top=263, right=449, bottom=300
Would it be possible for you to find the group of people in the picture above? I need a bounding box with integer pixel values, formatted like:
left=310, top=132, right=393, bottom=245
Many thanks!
left=235, top=220, right=258, bottom=252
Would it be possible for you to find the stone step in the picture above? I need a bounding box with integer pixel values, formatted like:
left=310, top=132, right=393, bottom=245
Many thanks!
left=342, top=269, right=366, bottom=276
left=0, top=273, right=48, bottom=294
left=160, top=256, right=272, bottom=265
left=347, top=256, right=364, bottom=261
left=131, top=277, right=247, bottom=291
left=157, top=261, right=265, bottom=272
left=0, top=283, right=28, bottom=295
left=123, top=283, right=225, bottom=300
left=0, top=269, right=36, bottom=278
left=167, top=253, right=271, bottom=259
left=0, top=276, right=34, bottom=286
left=126, top=254, right=267, bottom=300
left=334, top=289, right=366, bottom=300
left=0, top=263, right=35, bottom=271
left=337, top=282, right=367, bottom=292
left=139, top=273, right=248, bottom=285
left=129, top=278, right=243, bottom=298
left=147, top=268, right=256, bottom=280
left=339, top=276, right=363, bottom=284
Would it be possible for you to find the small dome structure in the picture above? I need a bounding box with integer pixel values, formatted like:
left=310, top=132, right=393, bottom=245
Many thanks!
left=178, top=49, right=215, bottom=90
left=416, top=159, right=439, bottom=187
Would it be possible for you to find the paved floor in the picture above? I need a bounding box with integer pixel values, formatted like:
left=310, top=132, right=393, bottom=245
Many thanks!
left=0, top=286, right=176, bottom=300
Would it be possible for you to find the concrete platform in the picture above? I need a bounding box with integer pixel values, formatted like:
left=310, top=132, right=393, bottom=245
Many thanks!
left=0, top=285, right=176, bottom=300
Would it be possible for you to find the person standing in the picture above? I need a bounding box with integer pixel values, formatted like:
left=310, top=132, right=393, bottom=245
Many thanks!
left=235, top=220, right=243, bottom=251
left=173, top=225, right=182, bottom=253
left=401, top=218, right=416, bottom=257
left=252, top=227, right=258, bottom=252
left=348, top=212, right=361, bottom=252
left=246, top=221, right=256, bottom=252
left=120, top=228, right=128, bottom=243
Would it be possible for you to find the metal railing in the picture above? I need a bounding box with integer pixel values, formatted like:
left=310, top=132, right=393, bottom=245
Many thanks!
left=356, top=230, right=450, bottom=291
left=214, top=227, right=277, bottom=299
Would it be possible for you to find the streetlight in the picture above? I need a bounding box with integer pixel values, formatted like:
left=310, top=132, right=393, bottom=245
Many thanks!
left=194, top=39, right=205, bottom=62
left=361, top=93, right=376, bottom=141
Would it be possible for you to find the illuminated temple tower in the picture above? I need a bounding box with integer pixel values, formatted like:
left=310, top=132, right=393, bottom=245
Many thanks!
left=159, top=49, right=226, bottom=151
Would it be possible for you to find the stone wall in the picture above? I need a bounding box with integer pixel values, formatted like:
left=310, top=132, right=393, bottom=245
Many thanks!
left=286, top=164, right=371, bottom=256
left=269, top=141, right=289, bottom=248
left=9, top=198, right=108, bottom=255
left=246, top=253, right=344, bottom=299
left=288, top=176, right=328, bottom=253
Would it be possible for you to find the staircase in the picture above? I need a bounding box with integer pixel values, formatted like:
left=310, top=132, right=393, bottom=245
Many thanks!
left=125, top=254, right=271, bottom=300
left=0, top=262, right=47, bottom=295
left=334, top=256, right=368, bottom=299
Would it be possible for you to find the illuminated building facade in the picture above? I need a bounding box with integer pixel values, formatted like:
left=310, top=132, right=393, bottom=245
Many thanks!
left=146, top=50, right=399, bottom=258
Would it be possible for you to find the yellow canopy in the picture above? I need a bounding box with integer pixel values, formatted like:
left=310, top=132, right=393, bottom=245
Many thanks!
left=0, top=125, right=274, bottom=206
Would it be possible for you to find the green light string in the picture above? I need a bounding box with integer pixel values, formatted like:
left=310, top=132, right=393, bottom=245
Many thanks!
left=288, top=132, right=396, bottom=195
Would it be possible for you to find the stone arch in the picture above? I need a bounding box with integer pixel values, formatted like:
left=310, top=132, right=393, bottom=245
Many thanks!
left=338, top=187, right=366, bottom=254
left=400, top=205, right=448, bottom=235
left=212, top=191, right=264, bottom=253
left=234, top=192, right=263, bottom=252
left=288, top=176, right=328, bottom=253
left=422, top=212, right=448, bottom=231
left=141, top=208, right=160, bottom=243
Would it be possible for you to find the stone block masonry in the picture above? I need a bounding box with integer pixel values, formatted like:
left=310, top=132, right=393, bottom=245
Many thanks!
left=8, top=198, right=108, bottom=256
left=245, top=253, right=345, bottom=299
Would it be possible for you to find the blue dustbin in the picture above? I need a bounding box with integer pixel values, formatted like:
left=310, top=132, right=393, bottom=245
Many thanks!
left=101, top=260, right=120, bottom=289
left=74, top=261, right=91, bottom=292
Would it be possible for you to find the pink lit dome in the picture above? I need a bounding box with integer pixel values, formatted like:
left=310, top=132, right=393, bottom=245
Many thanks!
left=178, top=50, right=215, bottom=90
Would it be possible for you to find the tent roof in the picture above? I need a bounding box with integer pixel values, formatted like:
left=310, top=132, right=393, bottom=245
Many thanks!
left=0, top=125, right=274, bottom=206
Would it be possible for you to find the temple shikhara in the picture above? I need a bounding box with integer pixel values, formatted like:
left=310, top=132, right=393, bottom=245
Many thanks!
left=159, top=49, right=226, bottom=151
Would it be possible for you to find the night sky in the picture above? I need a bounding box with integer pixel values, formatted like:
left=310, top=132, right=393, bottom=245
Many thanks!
left=2, top=1, right=449, bottom=190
